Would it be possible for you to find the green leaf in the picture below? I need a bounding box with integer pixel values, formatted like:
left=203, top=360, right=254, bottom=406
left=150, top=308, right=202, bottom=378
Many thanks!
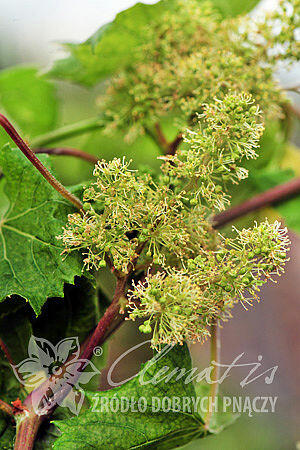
left=250, top=168, right=300, bottom=233
left=53, top=344, right=207, bottom=449
left=49, top=0, right=259, bottom=86
left=0, top=144, right=83, bottom=314
left=0, top=67, right=57, bottom=147
left=195, top=384, right=239, bottom=435
left=212, top=0, right=259, bottom=17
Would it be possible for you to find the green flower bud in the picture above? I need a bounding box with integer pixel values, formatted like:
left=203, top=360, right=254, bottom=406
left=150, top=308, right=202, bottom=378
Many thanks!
left=143, top=325, right=152, bottom=334
left=83, top=202, right=92, bottom=211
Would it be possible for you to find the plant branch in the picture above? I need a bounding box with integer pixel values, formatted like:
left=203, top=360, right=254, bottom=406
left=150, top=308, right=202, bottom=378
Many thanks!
left=145, top=124, right=183, bottom=155
left=0, top=114, right=83, bottom=210
left=0, top=399, right=14, bottom=417
left=213, top=176, right=300, bottom=229
left=288, top=103, right=300, bottom=120
left=23, top=276, right=127, bottom=418
left=154, top=123, right=168, bottom=150
left=14, top=413, right=44, bottom=450
left=34, top=147, right=99, bottom=164
left=167, top=133, right=183, bottom=155
left=0, top=337, right=15, bottom=367
left=204, top=320, right=220, bottom=427
left=80, top=277, right=127, bottom=362
left=283, top=84, right=300, bottom=94
left=145, top=126, right=165, bottom=152
left=31, top=116, right=105, bottom=147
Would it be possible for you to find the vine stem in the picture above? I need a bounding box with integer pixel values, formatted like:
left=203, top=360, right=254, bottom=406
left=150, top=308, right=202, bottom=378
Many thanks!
left=288, top=104, right=300, bottom=120
left=14, top=295, right=124, bottom=450
left=34, top=147, right=99, bottom=164
left=0, top=337, right=15, bottom=367
left=14, top=413, right=44, bottom=450
left=23, top=277, right=127, bottom=416
left=213, top=176, right=300, bottom=229
left=0, top=114, right=83, bottom=210
left=167, top=133, right=183, bottom=155
left=204, top=320, right=220, bottom=427
left=30, top=116, right=105, bottom=147
left=145, top=123, right=183, bottom=155
left=80, top=277, right=127, bottom=362
left=0, top=399, right=14, bottom=417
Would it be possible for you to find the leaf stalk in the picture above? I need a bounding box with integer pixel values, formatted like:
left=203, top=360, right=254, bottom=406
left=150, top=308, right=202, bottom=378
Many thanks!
left=0, top=113, right=83, bottom=210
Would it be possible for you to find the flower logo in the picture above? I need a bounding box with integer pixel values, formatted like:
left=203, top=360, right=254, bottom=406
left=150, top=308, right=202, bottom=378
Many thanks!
left=12, top=336, right=100, bottom=415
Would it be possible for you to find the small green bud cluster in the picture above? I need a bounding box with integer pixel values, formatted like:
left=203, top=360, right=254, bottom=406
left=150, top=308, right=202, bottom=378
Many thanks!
left=160, top=93, right=264, bottom=210
left=128, top=220, right=289, bottom=349
left=59, top=158, right=198, bottom=273
left=128, top=271, right=215, bottom=348
left=101, top=0, right=296, bottom=141
left=59, top=95, right=289, bottom=350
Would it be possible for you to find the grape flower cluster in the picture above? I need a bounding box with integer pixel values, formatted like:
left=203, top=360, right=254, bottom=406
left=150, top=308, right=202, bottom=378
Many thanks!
left=59, top=92, right=290, bottom=350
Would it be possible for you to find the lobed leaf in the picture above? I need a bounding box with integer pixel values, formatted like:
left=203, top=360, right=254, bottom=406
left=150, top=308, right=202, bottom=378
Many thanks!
left=0, top=144, right=84, bottom=314
left=53, top=344, right=207, bottom=449
left=0, top=67, right=57, bottom=148
left=49, top=0, right=260, bottom=86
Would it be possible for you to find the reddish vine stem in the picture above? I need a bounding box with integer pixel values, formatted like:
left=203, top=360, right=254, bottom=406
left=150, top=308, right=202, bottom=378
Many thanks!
left=23, top=276, right=127, bottom=416
left=0, top=339, right=26, bottom=385
left=288, top=104, right=300, bottom=120
left=0, top=337, right=15, bottom=367
left=167, top=133, right=183, bottom=155
left=213, top=176, right=300, bottom=229
left=34, top=147, right=99, bottom=164
left=14, top=413, right=44, bottom=450
left=154, top=123, right=168, bottom=150
left=17, top=294, right=125, bottom=450
left=80, top=277, right=127, bottom=362
left=0, top=114, right=83, bottom=210
left=147, top=123, right=183, bottom=155
left=0, top=399, right=14, bottom=417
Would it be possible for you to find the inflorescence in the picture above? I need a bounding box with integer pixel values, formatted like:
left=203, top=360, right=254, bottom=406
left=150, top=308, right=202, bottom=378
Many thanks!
left=101, top=0, right=299, bottom=141
left=59, top=91, right=290, bottom=350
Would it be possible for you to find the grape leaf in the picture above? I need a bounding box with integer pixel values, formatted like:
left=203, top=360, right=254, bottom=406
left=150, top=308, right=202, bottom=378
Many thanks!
left=0, top=144, right=83, bottom=315
left=49, top=0, right=259, bottom=86
left=0, top=67, right=57, bottom=148
left=53, top=344, right=207, bottom=449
